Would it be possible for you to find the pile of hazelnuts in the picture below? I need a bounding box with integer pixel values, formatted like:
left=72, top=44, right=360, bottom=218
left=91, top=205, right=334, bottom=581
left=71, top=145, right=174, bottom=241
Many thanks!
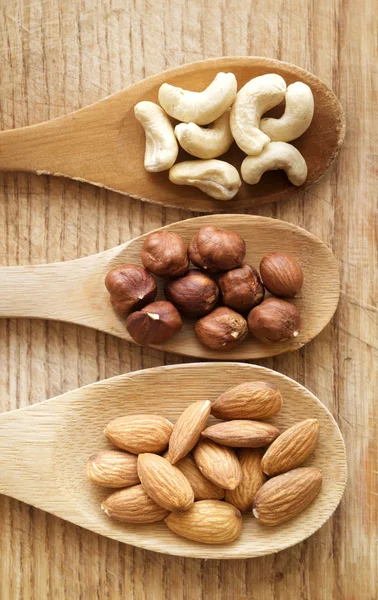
left=105, top=226, right=303, bottom=351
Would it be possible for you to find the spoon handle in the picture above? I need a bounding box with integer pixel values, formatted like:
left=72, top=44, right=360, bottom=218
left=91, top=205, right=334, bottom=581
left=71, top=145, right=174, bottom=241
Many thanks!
left=0, top=260, right=91, bottom=320
left=0, top=92, right=128, bottom=192
left=0, top=403, right=57, bottom=502
left=0, top=399, right=85, bottom=527
left=0, top=114, right=88, bottom=175
left=0, top=250, right=116, bottom=325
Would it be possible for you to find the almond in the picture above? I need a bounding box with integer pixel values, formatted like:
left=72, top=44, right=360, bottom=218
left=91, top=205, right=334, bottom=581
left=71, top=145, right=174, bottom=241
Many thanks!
left=104, top=414, right=173, bottom=454
left=193, top=439, right=242, bottom=490
left=225, top=449, right=267, bottom=511
left=211, top=381, right=283, bottom=420
left=165, top=500, right=242, bottom=544
left=174, top=454, right=224, bottom=500
left=261, top=419, right=320, bottom=476
left=252, top=467, right=322, bottom=526
left=202, top=420, right=280, bottom=448
left=86, top=450, right=139, bottom=488
left=137, top=453, right=194, bottom=511
left=101, top=484, right=169, bottom=523
left=168, top=400, right=211, bottom=464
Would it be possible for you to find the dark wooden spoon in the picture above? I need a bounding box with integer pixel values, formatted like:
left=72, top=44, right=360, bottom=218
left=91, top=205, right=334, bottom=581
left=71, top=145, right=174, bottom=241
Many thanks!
left=0, top=57, right=345, bottom=213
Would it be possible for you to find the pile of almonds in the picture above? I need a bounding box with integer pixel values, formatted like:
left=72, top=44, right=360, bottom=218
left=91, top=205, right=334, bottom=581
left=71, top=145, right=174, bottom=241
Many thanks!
left=87, top=381, right=322, bottom=545
left=105, top=225, right=303, bottom=350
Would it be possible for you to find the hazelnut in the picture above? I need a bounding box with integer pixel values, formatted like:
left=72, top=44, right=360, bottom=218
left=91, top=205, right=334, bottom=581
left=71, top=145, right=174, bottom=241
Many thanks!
left=218, top=264, right=265, bottom=312
left=247, top=298, right=300, bottom=342
left=164, top=270, right=219, bottom=317
left=260, top=252, right=303, bottom=298
left=126, top=301, right=182, bottom=345
left=188, top=226, right=246, bottom=273
left=105, top=264, right=157, bottom=315
left=141, top=231, right=189, bottom=279
left=195, top=307, right=248, bottom=351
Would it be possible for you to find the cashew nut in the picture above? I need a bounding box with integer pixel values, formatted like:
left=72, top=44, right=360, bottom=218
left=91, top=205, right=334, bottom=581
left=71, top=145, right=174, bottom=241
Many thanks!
left=174, top=110, right=233, bottom=159
left=169, top=159, right=241, bottom=200
left=241, top=142, right=307, bottom=186
left=260, top=82, right=314, bottom=142
left=158, top=72, right=237, bottom=126
left=134, top=101, right=178, bottom=172
left=230, top=74, right=286, bottom=155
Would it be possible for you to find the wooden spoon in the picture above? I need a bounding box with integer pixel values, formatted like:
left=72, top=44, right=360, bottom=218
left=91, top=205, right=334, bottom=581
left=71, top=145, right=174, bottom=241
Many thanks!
left=0, top=214, right=339, bottom=359
left=0, top=362, right=347, bottom=559
left=0, top=57, right=344, bottom=213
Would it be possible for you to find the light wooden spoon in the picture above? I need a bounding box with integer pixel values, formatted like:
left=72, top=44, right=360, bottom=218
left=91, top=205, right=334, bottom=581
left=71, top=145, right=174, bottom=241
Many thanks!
left=0, top=214, right=340, bottom=359
left=0, top=362, right=347, bottom=559
left=0, top=56, right=344, bottom=213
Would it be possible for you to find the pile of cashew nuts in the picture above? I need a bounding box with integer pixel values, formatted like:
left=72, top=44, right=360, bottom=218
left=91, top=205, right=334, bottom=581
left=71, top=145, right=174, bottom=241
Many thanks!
left=134, top=72, right=314, bottom=201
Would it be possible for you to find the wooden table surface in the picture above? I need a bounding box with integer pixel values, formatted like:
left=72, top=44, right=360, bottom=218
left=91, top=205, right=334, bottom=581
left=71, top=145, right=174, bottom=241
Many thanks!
left=0, top=0, right=376, bottom=598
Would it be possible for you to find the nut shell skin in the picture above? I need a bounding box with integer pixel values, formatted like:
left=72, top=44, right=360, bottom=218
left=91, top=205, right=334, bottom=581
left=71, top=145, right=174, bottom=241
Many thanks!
left=260, top=252, right=303, bottom=298
left=202, top=420, right=280, bottom=448
left=105, top=264, right=157, bottom=315
left=261, top=419, right=320, bottom=476
left=188, top=226, right=246, bottom=273
left=86, top=450, right=139, bottom=488
left=165, top=500, right=242, bottom=544
left=126, top=301, right=182, bottom=345
left=168, top=400, right=211, bottom=464
left=164, top=270, right=219, bottom=317
left=211, top=381, right=283, bottom=420
left=225, top=449, right=267, bottom=511
left=193, top=439, right=242, bottom=490
left=101, top=484, right=169, bottom=523
left=195, top=307, right=248, bottom=351
left=252, top=467, right=322, bottom=526
left=141, top=231, right=189, bottom=279
left=104, top=414, right=173, bottom=454
left=172, top=455, right=225, bottom=500
left=137, top=453, right=194, bottom=512
left=247, top=297, right=300, bottom=342
left=218, top=264, right=265, bottom=312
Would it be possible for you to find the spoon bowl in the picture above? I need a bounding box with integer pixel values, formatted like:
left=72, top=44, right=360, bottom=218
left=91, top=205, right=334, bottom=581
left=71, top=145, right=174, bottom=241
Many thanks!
left=0, top=57, right=345, bottom=213
left=0, top=362, right=347, bottom=559
left=0, top=215, right=340, bottom=359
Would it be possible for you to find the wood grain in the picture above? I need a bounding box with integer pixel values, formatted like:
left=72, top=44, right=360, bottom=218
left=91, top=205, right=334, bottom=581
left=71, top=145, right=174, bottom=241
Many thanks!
left=0, top=0, right=376, bottom=598
left=0, top=362, right=347, bottom=559
left=0, top=214, right=340, bottom=359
